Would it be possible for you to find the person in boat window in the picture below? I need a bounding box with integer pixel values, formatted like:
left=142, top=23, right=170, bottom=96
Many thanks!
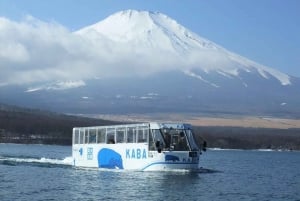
left=176, top=132, right=188, bottom=151
left=155, top=140, right=162, bottom=153
left=108, top=138, right=115, bottom=144
left=163, top=130, right=171, bottom=149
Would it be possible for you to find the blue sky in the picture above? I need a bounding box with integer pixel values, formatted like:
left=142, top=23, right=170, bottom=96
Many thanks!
left=0, top=0, right=299, bottom=77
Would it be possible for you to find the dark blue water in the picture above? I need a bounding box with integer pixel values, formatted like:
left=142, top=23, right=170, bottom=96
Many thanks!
left=1, top=144, right=300, bottom=201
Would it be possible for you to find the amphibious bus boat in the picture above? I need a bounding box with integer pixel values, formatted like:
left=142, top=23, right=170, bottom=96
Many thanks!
left=72, top=122, right=206, bottom=171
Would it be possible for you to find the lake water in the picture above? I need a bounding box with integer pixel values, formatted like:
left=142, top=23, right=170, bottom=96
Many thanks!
left=0, top=144, right=300, bottom=201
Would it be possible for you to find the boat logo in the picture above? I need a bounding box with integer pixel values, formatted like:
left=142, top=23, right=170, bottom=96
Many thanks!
left=165, top=155, right=180, bottom=162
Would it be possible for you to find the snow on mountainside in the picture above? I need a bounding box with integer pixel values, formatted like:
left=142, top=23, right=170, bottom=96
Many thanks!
left=76, top=9, right=291, bottom=86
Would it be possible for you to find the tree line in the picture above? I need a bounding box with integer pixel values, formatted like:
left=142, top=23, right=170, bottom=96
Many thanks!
left=0, top=104, right=116, bottom=145
left=194, top=126, right=300, bottom=150
left=1, top=104, right=299, bottom=149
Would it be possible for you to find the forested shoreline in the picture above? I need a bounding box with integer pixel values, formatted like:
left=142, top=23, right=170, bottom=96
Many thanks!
left=2, top=126, right=300, bottom=150
left=0, top=104, right=117, bottom=145
left=194, top=126, right=300, bottom=151
left=1, top=104, right=300, bottom=150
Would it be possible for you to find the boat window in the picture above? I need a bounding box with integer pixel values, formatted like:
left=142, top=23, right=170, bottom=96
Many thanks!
left=127, top=127, right=136, bottom=143
left=79, top=129, right=84, bottom=144
left=84, top=129, right=89, bottom=144
left=148, top=130, right=156, bottom=151
left=151, top=129, right=165, bottom=150
left=106, top=128, right=115, bottom=144
left=72, top=125, right=152, bottom=144
left=116, top=127, right=126, bottom=143
left=162, top=129, right=171, bottom=149
left=172, top=132, right=189, bottom=151
left=97, top=128, right=106, bottom=143
left=185, top=129, right=199, bottom=151
left=89, top=128, right=97, bottom=144
left=137, top=126, right=148, bottom=143
left=160, top=129, right=190, bottom=151
left=74, top=129, right=79, bottom=144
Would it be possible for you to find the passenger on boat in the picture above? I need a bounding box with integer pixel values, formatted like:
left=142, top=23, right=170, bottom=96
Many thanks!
left=108, top=139, right=115, bottom=144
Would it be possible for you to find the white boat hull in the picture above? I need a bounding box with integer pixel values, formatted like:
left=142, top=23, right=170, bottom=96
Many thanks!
left=72, top=143, right=200, bottom=171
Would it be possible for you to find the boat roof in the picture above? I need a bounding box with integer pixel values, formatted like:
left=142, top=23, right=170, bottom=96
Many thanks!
left=73, top=122, right=192, bottom=130
left=149, top=122, right=192, bottom=130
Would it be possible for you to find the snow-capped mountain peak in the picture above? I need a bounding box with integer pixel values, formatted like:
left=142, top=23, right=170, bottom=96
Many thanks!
left=76, top=9, right=291, bottom=86
left=77, top=9, right=218, bottom=53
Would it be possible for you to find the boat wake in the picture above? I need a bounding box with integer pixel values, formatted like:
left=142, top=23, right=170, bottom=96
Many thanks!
left=196, top=167, right=222, bottom=174
left=0, top=155, right=73, bottom=168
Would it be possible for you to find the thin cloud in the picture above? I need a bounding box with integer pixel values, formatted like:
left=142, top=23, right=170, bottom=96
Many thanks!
left=0, top=15, right=290, bottom=87
left=25, top=80, right=86, bottom=92
left=0, top=16, right=184, bottom=86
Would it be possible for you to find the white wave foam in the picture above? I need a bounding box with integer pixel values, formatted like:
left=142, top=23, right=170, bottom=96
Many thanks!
left=208, top=148, right=242, bottom=151
left=0, top=156, right=73, bottom=166
left=40, top=156, right=74, bottom=165
left=257, top=149, right=273, bottom=152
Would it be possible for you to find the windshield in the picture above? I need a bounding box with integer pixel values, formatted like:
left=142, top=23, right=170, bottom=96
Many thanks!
left=185, top=129, right=200, bottom=151
left=150, top=128, right=197, bottom=151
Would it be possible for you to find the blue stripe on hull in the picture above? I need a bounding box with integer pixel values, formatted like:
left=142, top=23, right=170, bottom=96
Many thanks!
left=141, top=162, right=198, bottom=171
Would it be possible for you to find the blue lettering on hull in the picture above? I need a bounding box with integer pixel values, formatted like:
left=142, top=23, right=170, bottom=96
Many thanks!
left=126, top=148, right=147, bottom=159
left=79, top=148, right=83, bottom=156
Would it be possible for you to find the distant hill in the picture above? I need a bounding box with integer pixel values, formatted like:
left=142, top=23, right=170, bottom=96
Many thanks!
left=0, top=103, right=117, bottom=145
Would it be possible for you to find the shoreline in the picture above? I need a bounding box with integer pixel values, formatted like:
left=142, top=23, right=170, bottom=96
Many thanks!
left=1, top=142, right=299, bottom=152
left=89, top=113, right=300, bottom=129
left=208, top=148, right=298, bottom=152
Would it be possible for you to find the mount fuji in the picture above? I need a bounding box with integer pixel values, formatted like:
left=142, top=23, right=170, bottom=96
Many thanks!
left=0, top=10, right=299, bottom=117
